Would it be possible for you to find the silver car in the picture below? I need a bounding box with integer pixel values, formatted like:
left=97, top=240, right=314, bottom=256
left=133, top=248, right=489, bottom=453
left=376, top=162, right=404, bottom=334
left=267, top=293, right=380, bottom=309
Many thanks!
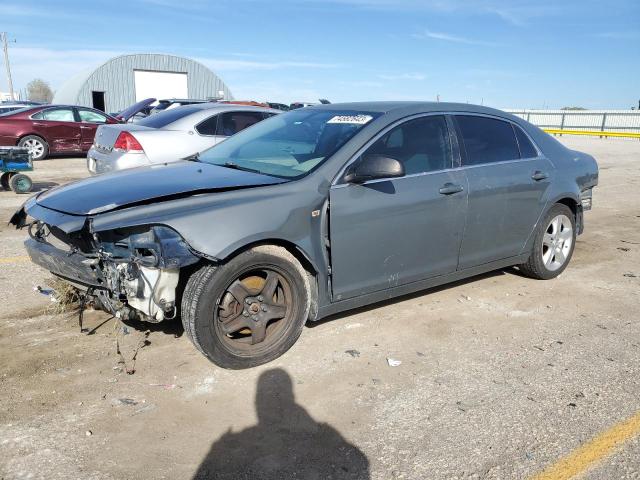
left=87, top=103, right=279, bottom=174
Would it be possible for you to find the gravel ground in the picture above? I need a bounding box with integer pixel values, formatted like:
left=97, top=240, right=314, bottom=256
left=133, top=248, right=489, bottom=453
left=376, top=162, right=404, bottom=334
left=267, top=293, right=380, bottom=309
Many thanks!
left=0, top=137, right=639, bottom=480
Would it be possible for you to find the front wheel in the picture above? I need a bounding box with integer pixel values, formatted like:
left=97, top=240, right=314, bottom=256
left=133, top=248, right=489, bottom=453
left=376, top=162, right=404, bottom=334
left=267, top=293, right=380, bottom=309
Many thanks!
left=519, top=203, right=576, bottom=280
left=181, top=245, right=311, bottom=369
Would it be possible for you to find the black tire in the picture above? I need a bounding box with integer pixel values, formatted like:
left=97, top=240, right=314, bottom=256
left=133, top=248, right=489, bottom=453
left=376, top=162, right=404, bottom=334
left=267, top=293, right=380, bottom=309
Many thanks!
left=0, top=172, right=12, bottom=190
left=18, top=135, right=49, bottom=161
left=181, top=245, right=311, bottom=369
left=9, top=173, right=33, bottom=194
left=519, top=203, right=576, bottom=280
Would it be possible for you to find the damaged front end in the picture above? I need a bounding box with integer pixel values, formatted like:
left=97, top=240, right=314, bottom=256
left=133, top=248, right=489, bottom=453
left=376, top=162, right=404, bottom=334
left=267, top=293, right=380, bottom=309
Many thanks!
left=13, top=203, right=200, bottom=323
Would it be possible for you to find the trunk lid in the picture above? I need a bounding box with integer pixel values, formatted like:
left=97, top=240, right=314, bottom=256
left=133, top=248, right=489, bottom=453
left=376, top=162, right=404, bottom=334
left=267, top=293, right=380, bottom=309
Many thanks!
left=116, top=98, right=156, bottom=122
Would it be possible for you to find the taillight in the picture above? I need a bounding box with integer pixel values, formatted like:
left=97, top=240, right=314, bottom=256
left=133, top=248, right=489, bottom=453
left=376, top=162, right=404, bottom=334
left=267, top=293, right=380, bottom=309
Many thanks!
left=113, top=131, right=144, bottom=152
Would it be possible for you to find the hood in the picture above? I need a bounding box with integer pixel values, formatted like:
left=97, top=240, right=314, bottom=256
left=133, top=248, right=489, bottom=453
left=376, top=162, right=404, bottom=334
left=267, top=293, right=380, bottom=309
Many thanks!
left=36, top=161, right=287, bottom=216
left=116, top=98, right=156, bottom=122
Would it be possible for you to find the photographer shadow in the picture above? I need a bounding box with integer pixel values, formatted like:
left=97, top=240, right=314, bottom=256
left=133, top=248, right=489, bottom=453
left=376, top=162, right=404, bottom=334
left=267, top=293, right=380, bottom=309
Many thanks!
left=192, top=368, right=370, bottom=480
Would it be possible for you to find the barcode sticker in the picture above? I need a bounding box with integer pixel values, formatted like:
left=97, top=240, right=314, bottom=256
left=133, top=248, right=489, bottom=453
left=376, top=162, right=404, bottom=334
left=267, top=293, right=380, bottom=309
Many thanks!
left=327, top=115, right=373, bottom=125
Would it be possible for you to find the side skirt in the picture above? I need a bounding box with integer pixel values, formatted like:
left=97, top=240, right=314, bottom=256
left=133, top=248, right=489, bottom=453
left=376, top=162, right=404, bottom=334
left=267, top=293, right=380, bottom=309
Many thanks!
left=315, top=253, right=530, bottom=321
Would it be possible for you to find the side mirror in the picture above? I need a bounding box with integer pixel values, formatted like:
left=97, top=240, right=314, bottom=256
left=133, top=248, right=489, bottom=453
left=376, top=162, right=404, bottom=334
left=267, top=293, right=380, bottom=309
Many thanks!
left=344, top=154, right=405, bottom=184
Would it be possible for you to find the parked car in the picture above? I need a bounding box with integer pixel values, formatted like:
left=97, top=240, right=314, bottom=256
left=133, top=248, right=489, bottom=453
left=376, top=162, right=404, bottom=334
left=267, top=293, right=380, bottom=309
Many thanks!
left=11, top=102, right=598, bottom=369
left=87, top=103, right=279, bottom=174
left=266, top=102, right=290, bottom=111
left=0, top=104, right=142, bottom=160
left=149, top=98, right=210, bottom=114
left=0, top=104, right=34, bottom=115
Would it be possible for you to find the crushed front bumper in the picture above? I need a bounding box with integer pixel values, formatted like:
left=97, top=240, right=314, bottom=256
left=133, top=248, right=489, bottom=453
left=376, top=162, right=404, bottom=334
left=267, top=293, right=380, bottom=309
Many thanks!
left=24, top=237, right=104, bottom=288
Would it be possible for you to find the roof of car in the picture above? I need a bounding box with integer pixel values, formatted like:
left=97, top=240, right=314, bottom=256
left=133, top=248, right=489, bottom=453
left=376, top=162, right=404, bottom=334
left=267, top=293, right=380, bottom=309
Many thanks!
left=308, top=101, right=509, bottom=117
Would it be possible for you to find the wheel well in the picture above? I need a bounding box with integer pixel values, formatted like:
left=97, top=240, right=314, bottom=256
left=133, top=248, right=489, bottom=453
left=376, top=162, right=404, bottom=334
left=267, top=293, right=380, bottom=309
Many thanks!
left=18, top=133, right=47, bottom=144
left=556, top=197, right=578, bottom=218
left=223, top=239, right=318, bottom=276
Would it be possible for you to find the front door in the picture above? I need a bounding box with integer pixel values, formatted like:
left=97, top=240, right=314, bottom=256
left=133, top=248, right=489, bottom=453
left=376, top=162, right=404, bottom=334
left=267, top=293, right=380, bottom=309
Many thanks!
left=454, top=115, right=555, bottom=269
left=329, top=115, right=468, bottom=301
left=77, top=108, right=109, bottom=151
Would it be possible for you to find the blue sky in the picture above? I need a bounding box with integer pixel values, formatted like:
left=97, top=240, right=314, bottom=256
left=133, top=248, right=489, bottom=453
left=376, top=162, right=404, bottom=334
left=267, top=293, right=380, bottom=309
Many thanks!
left=2, top=0, right=639, bottom=108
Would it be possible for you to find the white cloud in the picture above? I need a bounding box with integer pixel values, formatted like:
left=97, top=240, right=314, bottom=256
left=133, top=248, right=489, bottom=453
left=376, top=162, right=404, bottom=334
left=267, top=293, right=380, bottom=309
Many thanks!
left=0, top=46, right=340, bottom=93
left=377, top=73, right=426, bottom=81
left=412, top=29, right=499, bottom=46
left=4, top=47, right=121, bottom=93
left=595, top=31, right=640, bottom=40
left=196, top=57, right=341, bottom=71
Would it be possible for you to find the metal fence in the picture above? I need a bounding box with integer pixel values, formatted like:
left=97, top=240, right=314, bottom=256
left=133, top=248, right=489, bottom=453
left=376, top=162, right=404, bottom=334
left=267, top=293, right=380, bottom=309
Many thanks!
left=505, top=109, right=640, bottom=138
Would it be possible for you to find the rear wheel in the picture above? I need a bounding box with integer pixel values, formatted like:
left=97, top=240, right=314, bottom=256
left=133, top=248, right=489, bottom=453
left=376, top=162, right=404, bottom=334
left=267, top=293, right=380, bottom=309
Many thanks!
left=181, top=246, right=311, bottom=369
left=519, top=203, right=576, bottom=280
left=18, top=135, right=49, bottom=160
left=1, top=172, right=12, bottom=190
left=9, top=173, right=32, bottom=194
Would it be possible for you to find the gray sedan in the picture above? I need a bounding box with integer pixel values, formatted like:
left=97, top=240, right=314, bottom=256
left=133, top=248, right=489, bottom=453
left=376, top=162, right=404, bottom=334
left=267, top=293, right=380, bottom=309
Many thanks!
left=12, top=102, right=598, bottom=369
left=86, top=103, right=279, bottom=174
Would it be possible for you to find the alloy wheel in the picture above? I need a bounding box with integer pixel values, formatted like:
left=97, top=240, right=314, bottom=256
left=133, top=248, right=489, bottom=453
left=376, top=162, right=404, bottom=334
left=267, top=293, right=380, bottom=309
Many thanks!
left=23, top=139, right=44, bottom=158
left=541, top=214, right=573, bottom=271
left=215, top=267, right=294, bottom=352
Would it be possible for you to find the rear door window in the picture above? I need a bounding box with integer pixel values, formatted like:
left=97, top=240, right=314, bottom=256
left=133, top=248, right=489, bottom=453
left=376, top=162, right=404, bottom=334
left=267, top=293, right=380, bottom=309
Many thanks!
left=456, top=115, right=520, bottom=166
left=41, top=108, right=75, bottom=122
left=216, top=111, right=265, bottom=136
left=513, top=124, right=538, bottom=158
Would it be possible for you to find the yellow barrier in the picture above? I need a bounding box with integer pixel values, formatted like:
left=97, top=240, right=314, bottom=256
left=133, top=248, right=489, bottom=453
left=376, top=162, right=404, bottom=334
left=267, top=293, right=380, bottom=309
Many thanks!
left=543, top=128, right=640, bottom=139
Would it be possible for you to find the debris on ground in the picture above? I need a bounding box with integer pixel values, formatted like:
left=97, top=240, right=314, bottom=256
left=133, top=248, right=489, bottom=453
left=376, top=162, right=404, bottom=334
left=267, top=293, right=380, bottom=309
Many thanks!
left=387, top=358, right=402, bottom=367
left=345, top=349, right=360, bottom=358
left=623, top=273, right=638, bottom=278
left=112, top=398, right=139, bottom=406
left=617, top=247, right=630, bottom=252
left=85, top=430, right=93, bottom=436
left=149, top=383, right=180, bottom=390
left=40, top=277, right=82, bottom=315
left=115, top=320, right=151, bottom=375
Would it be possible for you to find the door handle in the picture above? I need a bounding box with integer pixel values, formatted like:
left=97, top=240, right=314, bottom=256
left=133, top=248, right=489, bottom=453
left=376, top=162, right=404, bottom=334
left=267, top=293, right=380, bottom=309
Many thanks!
left=439, top=183, right=464, bottom=195
left=33, top=122, right=46, bottom=127
left=531, top=171, right=549, bottom=181
left=80, top=125, right=92, bottom=129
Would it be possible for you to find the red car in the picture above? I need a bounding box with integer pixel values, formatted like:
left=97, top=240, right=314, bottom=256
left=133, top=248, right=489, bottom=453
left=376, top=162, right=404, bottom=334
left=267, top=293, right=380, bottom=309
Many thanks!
left=0, top=99, right=153, bottom=160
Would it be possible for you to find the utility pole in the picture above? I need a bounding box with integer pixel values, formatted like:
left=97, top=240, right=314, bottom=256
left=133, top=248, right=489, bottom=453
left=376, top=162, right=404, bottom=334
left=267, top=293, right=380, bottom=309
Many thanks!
left=1, top=32, right=15, bottom=101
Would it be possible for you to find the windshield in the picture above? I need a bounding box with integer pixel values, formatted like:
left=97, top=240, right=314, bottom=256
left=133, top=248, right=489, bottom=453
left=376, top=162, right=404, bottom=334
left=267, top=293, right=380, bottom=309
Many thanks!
left=198, top=109, right=380, bottom=179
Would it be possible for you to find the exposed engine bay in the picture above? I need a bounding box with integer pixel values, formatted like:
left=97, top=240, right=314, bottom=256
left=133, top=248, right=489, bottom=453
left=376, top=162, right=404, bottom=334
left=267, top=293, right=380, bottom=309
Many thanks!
left=25, top=220, right=200, bottom=323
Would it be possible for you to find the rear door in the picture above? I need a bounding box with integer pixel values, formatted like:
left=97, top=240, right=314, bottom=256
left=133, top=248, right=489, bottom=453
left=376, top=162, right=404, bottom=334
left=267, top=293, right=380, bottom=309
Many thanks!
left=32, top=107, right=81, bottom=152
left=454, top=115, right=554, bottom=269
left=76, top=108, right=109, bottom=151
left=329, top=114, right=467, bottom=300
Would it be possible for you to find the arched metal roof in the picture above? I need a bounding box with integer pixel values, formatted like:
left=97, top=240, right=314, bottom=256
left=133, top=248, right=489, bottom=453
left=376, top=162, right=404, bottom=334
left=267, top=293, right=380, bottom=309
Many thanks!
left=53, top=53, right=233, bottom=112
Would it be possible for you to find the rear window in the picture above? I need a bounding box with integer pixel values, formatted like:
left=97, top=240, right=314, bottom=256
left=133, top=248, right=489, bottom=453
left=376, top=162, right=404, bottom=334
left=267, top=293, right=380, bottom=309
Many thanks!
left=513, top=124, right=538, bottom=158
left=456, top=115, right=520, bottom=165
left=137, top=105, right=203, bottom=128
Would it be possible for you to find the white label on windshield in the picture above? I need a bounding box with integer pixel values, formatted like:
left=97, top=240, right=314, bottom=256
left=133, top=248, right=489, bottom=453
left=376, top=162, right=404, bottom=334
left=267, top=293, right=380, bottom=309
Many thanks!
left=327, top=114, right=373, bottom=125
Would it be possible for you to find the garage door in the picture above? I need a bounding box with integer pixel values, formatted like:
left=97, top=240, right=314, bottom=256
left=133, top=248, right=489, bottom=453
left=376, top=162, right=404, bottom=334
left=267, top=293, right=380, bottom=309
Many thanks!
left=134, top=70, right=188, bottom=101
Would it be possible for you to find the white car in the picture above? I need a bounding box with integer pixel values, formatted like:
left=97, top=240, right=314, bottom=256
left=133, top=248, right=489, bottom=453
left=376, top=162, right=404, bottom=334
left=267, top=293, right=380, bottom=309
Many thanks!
left=87, top=103, right=279, bottom=174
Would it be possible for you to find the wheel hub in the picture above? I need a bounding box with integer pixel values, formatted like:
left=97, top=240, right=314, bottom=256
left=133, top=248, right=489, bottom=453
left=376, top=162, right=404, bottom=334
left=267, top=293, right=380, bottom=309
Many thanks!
left=217, top=269, right=291, bottom=347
